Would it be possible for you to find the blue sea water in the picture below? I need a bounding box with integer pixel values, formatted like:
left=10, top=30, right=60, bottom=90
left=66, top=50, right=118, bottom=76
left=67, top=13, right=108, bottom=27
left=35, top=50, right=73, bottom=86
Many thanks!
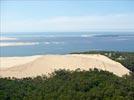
left=0, top=32, right=134, bottom=57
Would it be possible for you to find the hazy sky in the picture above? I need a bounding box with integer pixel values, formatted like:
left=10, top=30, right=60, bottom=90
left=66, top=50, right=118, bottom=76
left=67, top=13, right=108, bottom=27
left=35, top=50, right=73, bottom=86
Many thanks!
left=1, top=0, right=134, bottom=32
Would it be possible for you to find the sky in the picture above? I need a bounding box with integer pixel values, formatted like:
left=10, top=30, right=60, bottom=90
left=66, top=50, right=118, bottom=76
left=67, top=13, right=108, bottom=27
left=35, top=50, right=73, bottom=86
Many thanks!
left=1, top=0, right=134, bottom=32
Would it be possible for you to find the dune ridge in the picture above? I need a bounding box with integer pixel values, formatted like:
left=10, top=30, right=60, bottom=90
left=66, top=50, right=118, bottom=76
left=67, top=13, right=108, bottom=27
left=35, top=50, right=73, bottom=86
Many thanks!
left=0, top=54, right=130, bottom=78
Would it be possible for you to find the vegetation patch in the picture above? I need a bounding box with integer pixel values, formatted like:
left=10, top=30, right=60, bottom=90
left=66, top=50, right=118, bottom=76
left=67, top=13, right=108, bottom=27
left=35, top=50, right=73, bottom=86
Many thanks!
left=0, top=69, right=134, bottom=100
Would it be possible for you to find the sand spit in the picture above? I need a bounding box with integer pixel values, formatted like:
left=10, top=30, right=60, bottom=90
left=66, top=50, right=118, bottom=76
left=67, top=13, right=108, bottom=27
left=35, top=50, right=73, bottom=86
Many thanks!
left=0, top=37, right=17, bottom=41
left=0, top=54, right=130, bottom=78
left=0, top=42, right=39, bottom=47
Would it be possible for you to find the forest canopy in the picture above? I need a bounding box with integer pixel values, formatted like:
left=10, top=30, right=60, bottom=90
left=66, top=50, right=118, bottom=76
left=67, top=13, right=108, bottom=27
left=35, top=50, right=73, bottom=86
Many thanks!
left=0, top=69, right=134, bottom=100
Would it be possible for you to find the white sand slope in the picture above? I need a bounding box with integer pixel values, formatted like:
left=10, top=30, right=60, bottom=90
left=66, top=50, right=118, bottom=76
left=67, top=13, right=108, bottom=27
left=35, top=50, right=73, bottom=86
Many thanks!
left=0, top=54, right=130, bottom=78
left=0, top=55, right=42, bottom=69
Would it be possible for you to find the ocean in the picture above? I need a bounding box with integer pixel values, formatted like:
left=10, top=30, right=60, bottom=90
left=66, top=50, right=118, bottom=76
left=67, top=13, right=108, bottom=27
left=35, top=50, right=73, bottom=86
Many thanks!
left=0, top=32, right=134, bottom=57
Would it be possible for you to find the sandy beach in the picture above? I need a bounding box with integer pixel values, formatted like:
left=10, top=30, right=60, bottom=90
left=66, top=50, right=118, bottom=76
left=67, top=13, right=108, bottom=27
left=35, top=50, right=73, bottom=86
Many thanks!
left=0, top=54, right=130, bottom=78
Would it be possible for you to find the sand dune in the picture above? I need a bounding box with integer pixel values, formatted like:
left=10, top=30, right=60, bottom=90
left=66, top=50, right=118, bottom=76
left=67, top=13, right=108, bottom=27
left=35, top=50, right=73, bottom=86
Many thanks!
left=0, top=55, right=42, bottom=69
left=0, top=54, right=130, bottom=78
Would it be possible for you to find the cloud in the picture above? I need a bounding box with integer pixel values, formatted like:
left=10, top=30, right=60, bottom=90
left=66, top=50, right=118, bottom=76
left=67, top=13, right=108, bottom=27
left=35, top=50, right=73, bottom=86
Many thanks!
left=1, top=14, right=134, bottom=32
